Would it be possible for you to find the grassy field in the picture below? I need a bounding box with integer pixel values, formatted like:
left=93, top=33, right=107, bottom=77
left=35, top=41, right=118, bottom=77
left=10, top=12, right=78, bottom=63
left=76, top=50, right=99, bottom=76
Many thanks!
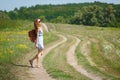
left=0, top=20, right=58, bottom=80
left=0, top=19, right=120, bottom=80
left=43, top=35, right=90, bottom=80
left=43, top=23, right=120, bottom=80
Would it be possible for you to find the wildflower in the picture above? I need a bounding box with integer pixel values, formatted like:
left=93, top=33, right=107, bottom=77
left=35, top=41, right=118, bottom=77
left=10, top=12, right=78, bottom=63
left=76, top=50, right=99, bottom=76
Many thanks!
left=17, top=31, right=27, bottom=35
left=7, top=39, right=10, bottom=41
left=9, top=50, right=14, bottom=54
left=17, top=44, right=28, bottom=49
left=0, top=53, right=3, bottom=58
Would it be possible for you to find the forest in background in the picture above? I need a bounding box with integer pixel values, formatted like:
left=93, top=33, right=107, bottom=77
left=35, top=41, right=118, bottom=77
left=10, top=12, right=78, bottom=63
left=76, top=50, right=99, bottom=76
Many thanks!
left=0, top=1, right=120, bottom=27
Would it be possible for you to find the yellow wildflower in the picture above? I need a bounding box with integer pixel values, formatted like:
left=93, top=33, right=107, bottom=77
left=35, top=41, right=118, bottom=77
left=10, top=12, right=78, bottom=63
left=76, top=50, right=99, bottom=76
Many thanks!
left=16, top=31, right=27, bottom=35
left=9, top=50, right=14, bottom=54
left=17, top=44, right=28, bottom=49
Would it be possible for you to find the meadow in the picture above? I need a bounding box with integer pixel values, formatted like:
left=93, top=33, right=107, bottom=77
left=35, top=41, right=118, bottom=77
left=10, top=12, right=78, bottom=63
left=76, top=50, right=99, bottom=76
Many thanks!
left=0, top=20, right=58, bottom=80
left=43, top=23, right=120, bottom=80
left=0, top=19, right=120, bottom=80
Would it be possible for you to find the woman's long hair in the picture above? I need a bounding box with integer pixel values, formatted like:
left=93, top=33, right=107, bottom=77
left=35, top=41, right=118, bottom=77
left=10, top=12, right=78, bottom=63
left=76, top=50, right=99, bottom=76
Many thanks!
left=34, top=19, right=41, bottom=33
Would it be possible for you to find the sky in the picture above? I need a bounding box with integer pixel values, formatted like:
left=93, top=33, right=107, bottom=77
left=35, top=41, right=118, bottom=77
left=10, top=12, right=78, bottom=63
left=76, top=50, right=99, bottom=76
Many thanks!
left=0, top=0, right=120, bottom=11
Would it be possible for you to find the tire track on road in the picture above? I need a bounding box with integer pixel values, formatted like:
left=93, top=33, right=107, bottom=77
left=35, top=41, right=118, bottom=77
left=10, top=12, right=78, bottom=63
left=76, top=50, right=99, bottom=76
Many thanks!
left=67, top=36, right=103, bottom=80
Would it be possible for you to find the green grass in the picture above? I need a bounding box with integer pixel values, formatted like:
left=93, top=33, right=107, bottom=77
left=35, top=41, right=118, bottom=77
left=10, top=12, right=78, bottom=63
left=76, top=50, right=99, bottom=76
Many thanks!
left=0, top=20, right=58, bottom=80
left=51, top=23, right=120, bottom=79
left=90, top=41, right=120, bottom=79
left=43, top=35, right=90, bottom=80
left=75, top=42, right=110, bottom=79
left=1, top=20, right=120, bottom=80
left=0, top=19, right=33, bottom=80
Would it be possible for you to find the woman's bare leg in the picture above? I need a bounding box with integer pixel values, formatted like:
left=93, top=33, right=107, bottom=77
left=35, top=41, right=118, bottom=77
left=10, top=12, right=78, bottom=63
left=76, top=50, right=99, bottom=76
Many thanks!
left=36, top=49, right=43, bottom=67
left=29, top=52, right=39, bottom=67
left=29, top=49, right=43, bottom=68
left=29, top=55, right=37, bottom=67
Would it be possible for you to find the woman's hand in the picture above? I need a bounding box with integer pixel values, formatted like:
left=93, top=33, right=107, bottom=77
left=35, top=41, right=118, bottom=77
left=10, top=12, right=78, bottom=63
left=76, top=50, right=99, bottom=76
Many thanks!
left=36, top=44, right=38, bottom=48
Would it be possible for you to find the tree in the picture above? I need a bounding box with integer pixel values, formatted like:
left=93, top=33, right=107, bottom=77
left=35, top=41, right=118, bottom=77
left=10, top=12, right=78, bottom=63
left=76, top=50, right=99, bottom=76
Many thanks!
left=51, top=16, right=65, bottom=23
left=39, top=16, right=47, bottom=22
left=0, top=11, right=10, bottom=19
left=73, top=5, right=100, bottom=26
left=103, top=5, right=116, bottom=27
left=72, top=10, right=82, bottom=24
left=72, top=5, right=118, bottom=27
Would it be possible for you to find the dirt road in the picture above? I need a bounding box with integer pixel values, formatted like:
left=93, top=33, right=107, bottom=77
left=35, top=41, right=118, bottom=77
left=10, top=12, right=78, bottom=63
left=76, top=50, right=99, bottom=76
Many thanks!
left=13, top=35, right=67, bottom=80
left=66, top=36, right=103, bottom=80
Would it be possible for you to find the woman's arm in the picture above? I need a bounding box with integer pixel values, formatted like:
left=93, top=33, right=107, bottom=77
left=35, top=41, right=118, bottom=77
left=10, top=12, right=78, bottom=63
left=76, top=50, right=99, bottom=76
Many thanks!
left=35, top=31, right=38, bottom=48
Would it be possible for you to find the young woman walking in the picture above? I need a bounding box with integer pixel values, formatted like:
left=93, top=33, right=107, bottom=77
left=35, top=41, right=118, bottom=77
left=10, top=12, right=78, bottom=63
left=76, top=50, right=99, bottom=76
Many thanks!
left=29, top=18, right=44, bottom=68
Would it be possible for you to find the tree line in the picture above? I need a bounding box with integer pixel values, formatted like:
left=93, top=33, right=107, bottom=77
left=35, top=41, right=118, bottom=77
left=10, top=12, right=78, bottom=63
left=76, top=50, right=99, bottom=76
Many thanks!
left=72, top=5, right=120, bottom=27
left=0, top=1, right=120, bottom=27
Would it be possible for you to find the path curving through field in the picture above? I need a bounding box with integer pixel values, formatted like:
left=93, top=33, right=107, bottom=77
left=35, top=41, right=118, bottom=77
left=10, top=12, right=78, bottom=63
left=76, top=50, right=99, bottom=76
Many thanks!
left=13, top=23, right=105, bottom=80
left=28, top=35, right=67, bottom=80
left=13, top=34, right=67, bottom=80
left=66, top=36, right=103, bottom=80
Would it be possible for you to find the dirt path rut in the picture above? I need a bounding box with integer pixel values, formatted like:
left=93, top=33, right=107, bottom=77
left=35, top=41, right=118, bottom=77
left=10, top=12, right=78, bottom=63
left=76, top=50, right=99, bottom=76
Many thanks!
left=67, top=36, right=103, bottom=80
